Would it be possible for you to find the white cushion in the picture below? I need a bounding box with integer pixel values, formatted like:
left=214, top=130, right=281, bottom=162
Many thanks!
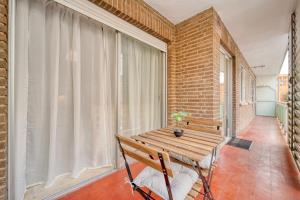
left=199, top=153, right=215, bottom=169
left=170, top=145, right=220, bottom=169
left=133, top=162, right=198, bottom=200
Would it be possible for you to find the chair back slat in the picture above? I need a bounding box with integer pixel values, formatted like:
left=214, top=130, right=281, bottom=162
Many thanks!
left=182, top=117, right=222, bottom=135
left=117, top=135, right=174, bottom=177
left=122, top=146, right=174, bottom=177
left=183, top=125, right=221, bottom=135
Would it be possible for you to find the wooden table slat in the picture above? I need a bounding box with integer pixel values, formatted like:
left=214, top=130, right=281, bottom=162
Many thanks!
left=132, top=135, right=203, bottom=161
left=183, top=128, right=224, bottom=139
left=152, top=130, right=217, bottom=148
left=162, top=128, right=223, bottom=144
left=164, top=127, right=223, bottom=140
left=148, top=131, right=214, bottom=151
left=142, top=132, right=211, bottom=155
left=181, top=129, right=224, bottom=141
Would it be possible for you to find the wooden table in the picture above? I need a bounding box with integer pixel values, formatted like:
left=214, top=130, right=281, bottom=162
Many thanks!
left=131, top=127, right=224, bottom=200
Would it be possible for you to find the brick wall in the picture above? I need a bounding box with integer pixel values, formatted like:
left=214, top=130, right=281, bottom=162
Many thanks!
left=239, top=104, right=256, bottom=132
left=175, top=9, right=215, bottom=118
left=174, top=7, right=256, bottom=134
left=212, top=9, right=256, bottom=134
left=90, top=0, right=175, bottom=42
left=0, top=0, right=7, bottom=199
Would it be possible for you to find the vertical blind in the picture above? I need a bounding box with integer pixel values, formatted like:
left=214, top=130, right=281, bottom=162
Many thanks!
left=14, top=0, right=166, bottom=199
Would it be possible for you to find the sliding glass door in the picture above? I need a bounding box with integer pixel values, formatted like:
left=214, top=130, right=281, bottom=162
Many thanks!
left=219, top=47, right=233, bottom=137
left=14, top=1, right=118, bottom=197
left=13, top=0, right=166, bottom=198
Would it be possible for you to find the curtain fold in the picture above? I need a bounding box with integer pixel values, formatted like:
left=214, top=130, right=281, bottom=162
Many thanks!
left=120, top=35, right=164, bottom=136
left=46, top=2, right=61, bottom=184
left=14, top=0, right=30, bottom=199
left=71, top=13, right=82, bottom=179
left=15, top=0, right=117, bottom=197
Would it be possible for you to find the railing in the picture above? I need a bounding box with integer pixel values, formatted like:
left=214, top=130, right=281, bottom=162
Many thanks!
left=276, top=102, right=288, bottom=134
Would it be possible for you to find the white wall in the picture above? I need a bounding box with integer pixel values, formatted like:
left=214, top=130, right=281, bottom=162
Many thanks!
left=256, top=75, right=277, bottom=116
left=256, top=75, right=277, bottom=90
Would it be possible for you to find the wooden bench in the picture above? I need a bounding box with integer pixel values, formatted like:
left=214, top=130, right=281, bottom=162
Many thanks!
left=116, top=135, right=203, bottom=200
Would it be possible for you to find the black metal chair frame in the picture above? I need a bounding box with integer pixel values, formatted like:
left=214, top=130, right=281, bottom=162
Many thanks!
left=196, top=148, right=216, bottom=200
left=117, top=138, right=174, bottom=200
left=184, top=119, right=219, bottom=200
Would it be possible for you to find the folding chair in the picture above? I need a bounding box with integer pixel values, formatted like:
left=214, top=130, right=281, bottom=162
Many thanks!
left=182, top=117, right=222, bottom=134
left=116, top=135, right=201, bottom=200
left=179, top=117, right=223, bottom=200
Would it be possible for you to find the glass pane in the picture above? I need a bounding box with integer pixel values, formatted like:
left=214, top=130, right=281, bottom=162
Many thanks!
left=220, top=54, right=225, bottom=120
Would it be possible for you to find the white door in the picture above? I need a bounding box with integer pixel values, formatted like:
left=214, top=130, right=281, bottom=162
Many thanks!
left=256, top=86, right=276, bottom=116
left=220, top=48, right=233, bottom=137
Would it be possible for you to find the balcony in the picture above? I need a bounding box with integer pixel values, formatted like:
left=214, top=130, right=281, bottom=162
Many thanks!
left=5, top=0, right=300, bottom=200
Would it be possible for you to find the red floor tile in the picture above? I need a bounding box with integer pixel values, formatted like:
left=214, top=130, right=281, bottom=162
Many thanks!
left=60, top=117, right=300, bottom=200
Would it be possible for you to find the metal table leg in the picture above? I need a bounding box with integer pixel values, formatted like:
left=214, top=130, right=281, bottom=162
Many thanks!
left=195, top=147, right=216, bottom=200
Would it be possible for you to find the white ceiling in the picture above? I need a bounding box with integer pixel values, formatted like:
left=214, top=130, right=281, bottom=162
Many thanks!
left=144, top=0, right=296, bottom=76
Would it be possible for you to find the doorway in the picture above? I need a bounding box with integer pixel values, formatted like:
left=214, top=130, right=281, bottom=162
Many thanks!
left=219, top=47, right=233, bottom=138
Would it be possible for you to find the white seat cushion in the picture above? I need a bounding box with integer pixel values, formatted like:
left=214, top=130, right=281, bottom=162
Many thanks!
left=133, top=162, right=198, bottom=200
left=170, top=145, right=220, bottom=169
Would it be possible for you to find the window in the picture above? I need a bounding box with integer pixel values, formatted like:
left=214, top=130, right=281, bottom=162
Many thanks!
left=240, top=66, right=246, bottom=103
left=240, top=66, right=255, bottom=104
left=251, top=78, right=256, bottom=102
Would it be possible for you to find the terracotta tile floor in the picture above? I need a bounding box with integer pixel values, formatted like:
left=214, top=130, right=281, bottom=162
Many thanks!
left=60, top=116, right=300, bottom=200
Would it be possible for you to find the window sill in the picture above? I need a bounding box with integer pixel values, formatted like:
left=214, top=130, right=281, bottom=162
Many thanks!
left=239, top=102, right=248, bottom=106
left=240, top=101, right=255, bottom=106
left=24, top=166, right=113, bottom=200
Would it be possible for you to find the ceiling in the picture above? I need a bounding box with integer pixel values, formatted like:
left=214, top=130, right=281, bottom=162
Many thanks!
left=144, top=0, right=296, bottom=76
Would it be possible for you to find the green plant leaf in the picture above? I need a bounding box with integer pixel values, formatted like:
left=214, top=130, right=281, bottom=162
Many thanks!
left=172, top=111, right=188, bottom=122
left=177, top=116, right=182, bottom=121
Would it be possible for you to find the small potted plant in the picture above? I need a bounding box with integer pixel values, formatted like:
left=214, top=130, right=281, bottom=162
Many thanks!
left=171, top=111, right=188, bottom=137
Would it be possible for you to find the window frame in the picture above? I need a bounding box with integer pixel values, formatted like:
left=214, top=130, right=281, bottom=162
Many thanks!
left=240, top=66, right=255, bottom=105
left=240, top=66, right=246, bottom=104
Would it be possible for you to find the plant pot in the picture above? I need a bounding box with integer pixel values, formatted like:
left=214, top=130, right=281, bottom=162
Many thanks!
left=174, top=128, right=184, bottom=137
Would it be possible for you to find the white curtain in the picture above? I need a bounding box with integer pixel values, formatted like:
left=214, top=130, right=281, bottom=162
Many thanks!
left=119, top=35, right=164, bottom=136
left=14, top=0, right=117, bottom=198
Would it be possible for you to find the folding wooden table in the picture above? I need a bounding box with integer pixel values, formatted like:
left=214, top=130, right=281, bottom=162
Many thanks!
left=131, top=127, right=224, bottom=200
